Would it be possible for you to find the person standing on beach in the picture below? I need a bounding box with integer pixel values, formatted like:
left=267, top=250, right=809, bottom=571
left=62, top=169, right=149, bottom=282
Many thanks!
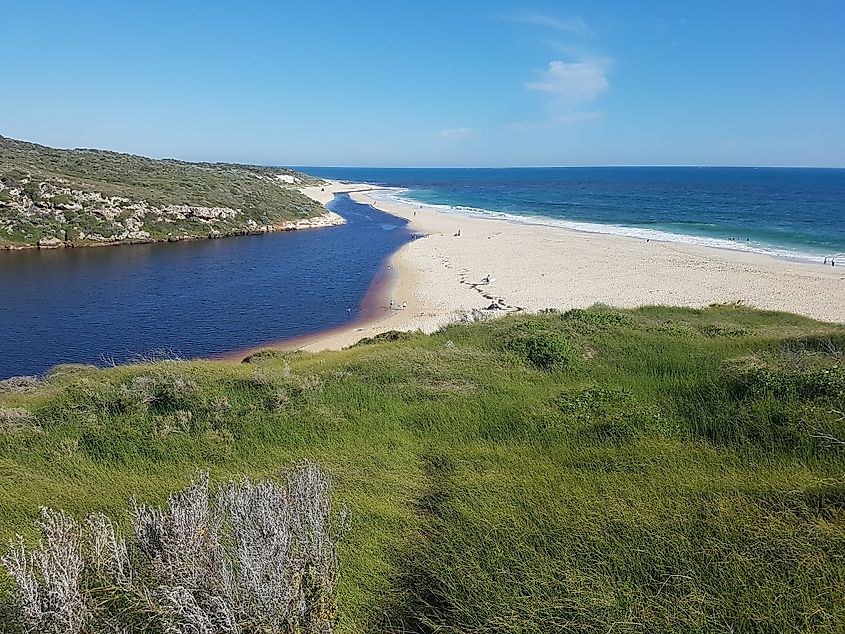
left=402, top=301, right=407, bottom=310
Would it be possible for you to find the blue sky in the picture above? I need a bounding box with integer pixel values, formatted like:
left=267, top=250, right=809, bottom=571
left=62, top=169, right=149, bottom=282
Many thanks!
left=2, top=1, right=843, bottom=167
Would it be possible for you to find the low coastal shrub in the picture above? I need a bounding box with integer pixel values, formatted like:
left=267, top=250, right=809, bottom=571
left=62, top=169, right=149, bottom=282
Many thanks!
left=1, top=463, right=344, bottom=634
left=554, top=386, right=665, bottom=441
left=350, top=330, right=415, bottom=347
left=46, top=364, right=99, bottom=380
left=0, top=376, right=41, bottom=394
left=558, top=387, right=629, bottom=430
left=699, top=323, right=751, bottom=337
left=0, top=408, right=39, bottom=434
left=737, top=366, right=845, bottom=399
left=505, top=330, right=580, bottom=370
left=118, top=370, right=200, bottom=413
left=242, top=349, right=299, bottom=364
left=774, top=334, right=845, bottom=365
left=243, top=367, right=324, bottom=408
left=646, top=320, right=697, bottom=337
left=562, top=306, right=634, bottom=327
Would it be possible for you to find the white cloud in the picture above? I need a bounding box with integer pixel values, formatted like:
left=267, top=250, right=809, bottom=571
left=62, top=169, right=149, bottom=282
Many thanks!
left=436, top=127, right=478, bottom=139
left=507, top=14, right=611, bottom=129
left=526, top=60, right=610, bottom=105
left=509, top=13, right=590, bottom=36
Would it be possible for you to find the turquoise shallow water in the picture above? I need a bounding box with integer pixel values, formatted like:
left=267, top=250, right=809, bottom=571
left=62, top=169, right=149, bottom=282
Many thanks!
left=302, top=167, right=845, bottom=262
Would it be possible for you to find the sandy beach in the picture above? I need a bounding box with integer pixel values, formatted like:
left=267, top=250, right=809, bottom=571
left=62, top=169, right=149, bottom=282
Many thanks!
left=292, top=180, right=845, bottom=352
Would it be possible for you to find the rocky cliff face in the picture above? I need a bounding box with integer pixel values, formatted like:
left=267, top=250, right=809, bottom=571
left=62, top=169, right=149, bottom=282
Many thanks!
left=0, top=135, right=338, bottom=249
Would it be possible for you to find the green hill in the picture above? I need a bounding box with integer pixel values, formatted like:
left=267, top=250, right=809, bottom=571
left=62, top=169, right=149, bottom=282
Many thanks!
left=0, top=136, right=328, bottom=248
left=1, top=305, right=844, bottom=632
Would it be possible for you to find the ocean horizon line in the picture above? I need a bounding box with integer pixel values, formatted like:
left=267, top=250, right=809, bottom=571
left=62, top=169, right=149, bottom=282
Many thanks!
left=290, top=164, right=845, bottom=171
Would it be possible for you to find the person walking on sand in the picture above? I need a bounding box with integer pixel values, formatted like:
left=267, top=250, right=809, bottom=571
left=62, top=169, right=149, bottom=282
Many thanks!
left=389, top=299, right=394, bottom=310
left=402, top=301, right=407, bottom=310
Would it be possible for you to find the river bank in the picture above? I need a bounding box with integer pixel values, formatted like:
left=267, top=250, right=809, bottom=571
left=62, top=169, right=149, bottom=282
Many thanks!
left=0, top=210, right=345, bottom=251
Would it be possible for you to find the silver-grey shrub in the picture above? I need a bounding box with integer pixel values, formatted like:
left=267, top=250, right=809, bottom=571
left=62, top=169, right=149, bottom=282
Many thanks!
left=119, top=370, right=199, bottom=412
left=1, top=509, right=87, bottom=634
left=2, top=463, right=343, bottom=634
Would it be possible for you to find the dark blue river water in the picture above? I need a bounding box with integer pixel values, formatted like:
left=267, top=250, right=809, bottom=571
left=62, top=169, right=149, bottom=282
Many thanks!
left=0, top=194, right=410, bottom=378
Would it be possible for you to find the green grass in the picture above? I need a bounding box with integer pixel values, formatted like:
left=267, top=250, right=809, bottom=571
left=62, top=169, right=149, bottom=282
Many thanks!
left=1, top=305, right=844, bottom=632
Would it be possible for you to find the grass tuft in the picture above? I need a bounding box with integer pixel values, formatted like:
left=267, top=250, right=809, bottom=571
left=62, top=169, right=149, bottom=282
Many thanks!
left=505, top=328, right=580, bottom=370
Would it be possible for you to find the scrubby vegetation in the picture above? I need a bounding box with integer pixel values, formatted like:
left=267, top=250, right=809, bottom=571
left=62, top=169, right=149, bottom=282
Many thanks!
left=2, top=464, right=341, bottom=634
left=0, top=135, right=327, bottom=248
left=0, top=304, right=843, bottom=632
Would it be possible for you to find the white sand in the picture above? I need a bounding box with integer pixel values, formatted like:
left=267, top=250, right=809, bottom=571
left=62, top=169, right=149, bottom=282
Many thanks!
left=293, top=181, right=845, bottom=352
left=300, top=181, right=379, bottom=206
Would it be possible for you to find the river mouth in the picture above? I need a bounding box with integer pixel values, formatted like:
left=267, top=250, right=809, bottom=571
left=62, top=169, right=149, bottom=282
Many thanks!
left=0, top=194, right=411, bottom=378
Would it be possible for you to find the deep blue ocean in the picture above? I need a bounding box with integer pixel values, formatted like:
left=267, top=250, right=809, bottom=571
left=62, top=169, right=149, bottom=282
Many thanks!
left=301, top=167, right=845, bottom=262
left=0, top=194, right=410, bottom=378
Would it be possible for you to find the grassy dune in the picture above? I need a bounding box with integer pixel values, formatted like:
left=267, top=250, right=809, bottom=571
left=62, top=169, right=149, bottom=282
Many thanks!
left=1, top=305, right=844, bottom=632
